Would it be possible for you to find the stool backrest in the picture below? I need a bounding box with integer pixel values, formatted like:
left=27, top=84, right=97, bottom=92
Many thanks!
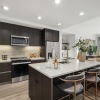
left=65, top=72, right=85, bottom=81
left=88, top=69, right=100, bottom=73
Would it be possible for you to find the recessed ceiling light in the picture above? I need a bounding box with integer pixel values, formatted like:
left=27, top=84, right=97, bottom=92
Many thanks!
left=58, top=23, right=61, bottom=26
left=79, top=12, right=85, bottom=16
left=2, top=6, right=9, bottom=11
left=38, top=16, right=42, bottom=20
left=55, top=0, right=61, bottom=4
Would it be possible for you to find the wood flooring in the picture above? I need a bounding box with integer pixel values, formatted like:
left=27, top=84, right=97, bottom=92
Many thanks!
left=0, top=80, right=100, bottom=100
left=0, top=81, right=30, bottom=100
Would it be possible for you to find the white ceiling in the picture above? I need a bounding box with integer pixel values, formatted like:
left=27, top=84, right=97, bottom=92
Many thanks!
left=62, top=17, right=100, bottom=34
left=0, top=0, right=100, bottom=30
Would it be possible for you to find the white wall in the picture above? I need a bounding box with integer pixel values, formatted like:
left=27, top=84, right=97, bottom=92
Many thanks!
left=62, top=17, right=100, bottom=35
left=62, top=34, right=75, bottom=58
left=62, top=17, right=100, bottom=42
left=60, top=17, right=100, bottom=59
left=59, top=31, right=62, bottom=59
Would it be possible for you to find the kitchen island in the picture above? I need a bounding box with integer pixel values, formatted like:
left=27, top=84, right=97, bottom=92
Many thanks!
left=29, top=60, right=100, bottom=100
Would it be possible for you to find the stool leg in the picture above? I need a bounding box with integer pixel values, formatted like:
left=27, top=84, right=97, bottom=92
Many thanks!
left=83, top=79, right=85, bottom=100
left=95, top=74, right=97, bottom=100
left=69, top=94, right=70, bottom=100
left=74, top=81, right=76, bottom=100
left=86, top=80, right=87, bottom=91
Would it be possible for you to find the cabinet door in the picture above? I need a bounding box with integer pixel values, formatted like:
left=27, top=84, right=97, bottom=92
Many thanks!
left=5, top=72, right=11, bottom=82
left=20, top=26, right=28, bottom=36
left=29, top=28, right=42, bottom=46
left=0, top=22, right=11, bottom=45
left=0, top=63, right=11, bottom=84
left=11, top=24, right=28, bottom=36
left=45, top=29, right=52, bottom=41
left=52, top=31, right=59, bottom=42
left=5, top=62, right=11, bottom=71
left=11, top=24, right=21, bottom=36
left=44, top=29, right=59, bottom=42
left=0, top=73, right=11, bottom=83
left=0, top=63, right=5, bottom=72
left=0, top=63, right=11, bottom=72
left=0, top=73, right=6, bottom=83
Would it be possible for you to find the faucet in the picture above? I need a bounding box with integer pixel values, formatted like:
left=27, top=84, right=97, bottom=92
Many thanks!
left=66, top=48, right=69, bottom=63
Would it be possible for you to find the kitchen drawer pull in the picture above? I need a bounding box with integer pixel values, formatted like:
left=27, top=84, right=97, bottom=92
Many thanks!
left=0, top=71, right=11, bottom=74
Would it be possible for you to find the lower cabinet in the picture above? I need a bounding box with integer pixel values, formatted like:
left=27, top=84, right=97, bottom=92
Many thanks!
left=0, top=73, right=6, bottom=83
left=0, top=62, right=11, bottom=84
left=0, top=72, right=11, bottom=83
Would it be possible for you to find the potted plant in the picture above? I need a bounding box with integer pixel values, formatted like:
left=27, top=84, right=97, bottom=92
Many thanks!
left=88, top=45, right=97, bottom=55
left=73, top=38, right=89, bottom=62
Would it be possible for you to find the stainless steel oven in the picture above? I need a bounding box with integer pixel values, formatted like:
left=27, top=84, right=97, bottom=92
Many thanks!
left=11, top=57, right=31, bottom=83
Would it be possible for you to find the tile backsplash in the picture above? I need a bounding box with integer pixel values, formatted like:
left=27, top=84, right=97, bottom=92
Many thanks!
left=0, top=45, right=45, bottom=59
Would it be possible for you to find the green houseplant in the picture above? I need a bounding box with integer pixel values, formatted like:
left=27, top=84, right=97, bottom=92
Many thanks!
left=74, top=38, right=89, bottom=62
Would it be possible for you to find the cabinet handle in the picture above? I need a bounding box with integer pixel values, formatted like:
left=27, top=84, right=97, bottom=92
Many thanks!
left=0, top=71, right=11, bottom=74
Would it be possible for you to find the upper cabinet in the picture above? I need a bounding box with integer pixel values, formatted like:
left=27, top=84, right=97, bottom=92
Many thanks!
left=0, top=22, right=58, bottom=46
left=11, top=24, right=28, bottom=36
left=28, top=28, right=44, bottom=46
left=43, top=28, right=59, bottom=42
left=0, top=22, right=11, bottom=45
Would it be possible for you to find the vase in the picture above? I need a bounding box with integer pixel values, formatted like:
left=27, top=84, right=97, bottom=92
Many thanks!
left=88, top=45, right=93, bottom=55
left=77, top=51, right=86, bottom=62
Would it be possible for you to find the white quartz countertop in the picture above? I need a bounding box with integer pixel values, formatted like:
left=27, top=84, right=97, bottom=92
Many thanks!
left=0, top=59, right=11, bottom=63
left=30, top=57, right=45, bottom=60
left=29, top=59, right=100, bottom=79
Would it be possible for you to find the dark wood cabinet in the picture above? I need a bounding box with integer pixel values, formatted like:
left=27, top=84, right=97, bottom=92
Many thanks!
left=45, top=29, right=52, bottom=41
left=0, top=21, right=46, bottom=46
left=28, top=28, right=44, bottom=46
left=5, top=62, right=11, bottom=71
left=11, top=24, right=28, bottom=36
left=52, top=31, right=59, bottom=42
left=0, top=63, right=5, bottom=72
left=0, top=73, right=11, bottom=83
left=43, top=28, right=59, bottom=42
left=0, top=62, right=11, bottom=84
left=0, top=73, right=6, bottom=83
left=29, top=67, right=52, bottom=100
left=0, top=22, right=11, bottom=45
left=5, top=72, right=11, bottom=82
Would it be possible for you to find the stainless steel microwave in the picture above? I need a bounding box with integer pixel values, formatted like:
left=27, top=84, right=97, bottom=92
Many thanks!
left=11, top=35, right=29, bottom=46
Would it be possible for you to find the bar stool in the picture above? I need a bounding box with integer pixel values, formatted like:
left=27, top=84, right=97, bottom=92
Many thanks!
left=58, top=72, right=85, bottom=100
left=85, top=69, right=100, bottom=100
left=94, top=66, right=100, bottom=89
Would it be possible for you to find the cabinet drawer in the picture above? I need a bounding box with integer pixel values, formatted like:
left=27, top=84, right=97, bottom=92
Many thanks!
left=0, top=72, right=11, bottom=83
left=0, top=63, right=5, bottom=72
left=0, top=63, right=11, bottom=72
left=5, top=72, right=11, bottom=82
left=0, top=73, right=6, bottom=83
left=5, top=63, right=11, bottom=71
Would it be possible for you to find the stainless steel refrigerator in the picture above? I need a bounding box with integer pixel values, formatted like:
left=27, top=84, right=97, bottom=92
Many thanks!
left=45, top=41, right=60, bottom=61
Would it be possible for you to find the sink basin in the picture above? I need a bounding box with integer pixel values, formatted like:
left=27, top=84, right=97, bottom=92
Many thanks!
left=59, top=61, right=70, bottom=64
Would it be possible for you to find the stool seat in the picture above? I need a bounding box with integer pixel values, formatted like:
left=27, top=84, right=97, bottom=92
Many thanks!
left=95, top=67, right=100, bottom=74
left=58, top=83, right=83, bottom=94
left=85, top=74, right=100, bottom=82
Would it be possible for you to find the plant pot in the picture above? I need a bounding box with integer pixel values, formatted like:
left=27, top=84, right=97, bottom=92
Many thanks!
left=77, top=51, right=86, bottom=62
